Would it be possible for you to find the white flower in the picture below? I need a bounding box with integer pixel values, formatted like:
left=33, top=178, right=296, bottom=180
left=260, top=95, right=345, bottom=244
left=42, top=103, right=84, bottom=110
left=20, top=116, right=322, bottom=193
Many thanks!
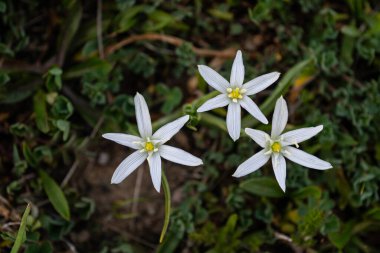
left=102, top=93, right=203, bottom=192
left=197, top=50, right=280, bottom=141
left=232, top=96, right=332, bottom=192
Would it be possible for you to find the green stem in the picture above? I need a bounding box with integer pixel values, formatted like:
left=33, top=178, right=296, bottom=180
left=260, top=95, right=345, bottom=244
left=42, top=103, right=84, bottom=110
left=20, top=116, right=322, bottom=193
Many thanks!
left=193, top=90, right=220, bottom=109
left=199, top=112, right=227, bottom=133
left=152, top=90, right=220, bottom=131
left=159, top=170, right=171, bottom=243
left=242, top=58, right=314, bottom=128
left=152, top=110, right=182, bottom=131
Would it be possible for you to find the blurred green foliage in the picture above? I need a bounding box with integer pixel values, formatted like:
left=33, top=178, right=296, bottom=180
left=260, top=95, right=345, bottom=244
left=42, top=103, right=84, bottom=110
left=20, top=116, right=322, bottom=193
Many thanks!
left=1, top=0, right=380, bottom=252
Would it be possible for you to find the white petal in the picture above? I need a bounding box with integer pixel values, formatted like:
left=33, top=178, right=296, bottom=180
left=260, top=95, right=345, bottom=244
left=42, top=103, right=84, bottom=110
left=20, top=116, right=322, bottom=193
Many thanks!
left=243, top=72, right=280, bottom=95
left=230, top=50, right=245, bottom=87
left=226, top=102, right=241, bottom=141
left=111, top=151, right=147, bottom=184
left=272, top=154, right=287, bottom=192
left=198, top=65, right=230, bottom=93
left=283, top=146, right=333, bottom=170
left=152, top=115, right=189, bottom=144
left=271, top=96, right=288, bottom=138
left=232, top=149, right=270, bottom=177
left=134, top=93, right=152, bottom=138
left=197, top=94, right=229, bottom=112
left=102, top=133, right=142, bottom=149
left=245, top=128, right=270, bottom=148
left=147, top=152, right=162, bottom=192
left=159, top=145, right=203, bottom=166
left=281, top=125, right=323, bottom=146
left=240, top=96, right=268, bottom=124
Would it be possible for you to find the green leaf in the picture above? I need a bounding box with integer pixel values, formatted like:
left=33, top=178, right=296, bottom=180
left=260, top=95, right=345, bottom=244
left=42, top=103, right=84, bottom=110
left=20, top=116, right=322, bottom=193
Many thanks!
left=0, top=1, right=6, bottom=13
left=328, top=221, right=354, bottom=249
left=25, top=241, right=53, bottom=253
left=341, top=25, right=360, bottom=37
left=56, top=1, right=82, bottom=64
left=156, top=84, right=183, bottom=114
left=22, top=142, right=38, bottom=168
left=240, top=177, right=284, bottom=198
left=55, top=120, right=70, bottom=141
left=143, top=10, right=176, bottom=32
left=10, top=203, right=31, bottom=253
left=51, top=96, right=73, bottom=120
left=63, top=58, right=112, bottom=79
left=45, top=67, right=63, bottom=91
left=33, top=91, right=50, bottom=133
left=208, top=8, right=233, bottom=21
left=117, top=5, right=146, bottom=33
left=39, top=170, right=70, bottom=220
left=365, top=207, right=380, bottom=221
left=292, top=186, right=322, bottom=199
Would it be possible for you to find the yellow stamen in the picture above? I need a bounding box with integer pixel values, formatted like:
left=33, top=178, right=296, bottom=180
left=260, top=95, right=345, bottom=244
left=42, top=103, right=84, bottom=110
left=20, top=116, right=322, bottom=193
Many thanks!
left=271, top=142, right=281, bottom=153
left=228, top=87, right=243, bottom=102
left=145, top=142, right=155, bottom=152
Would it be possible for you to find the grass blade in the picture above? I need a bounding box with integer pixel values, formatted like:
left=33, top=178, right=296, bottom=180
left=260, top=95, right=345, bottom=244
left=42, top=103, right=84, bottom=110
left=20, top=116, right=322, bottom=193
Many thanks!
left=10, top=203, right=31, bottom=253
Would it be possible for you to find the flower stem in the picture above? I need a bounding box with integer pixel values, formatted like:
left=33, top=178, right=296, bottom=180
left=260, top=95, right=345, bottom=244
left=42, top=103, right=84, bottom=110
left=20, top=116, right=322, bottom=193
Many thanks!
left=159, top=170, right=171, bottom=243
left=193, top=90, right=220, bottom=109
left=242, top=58, right=314, bottom=128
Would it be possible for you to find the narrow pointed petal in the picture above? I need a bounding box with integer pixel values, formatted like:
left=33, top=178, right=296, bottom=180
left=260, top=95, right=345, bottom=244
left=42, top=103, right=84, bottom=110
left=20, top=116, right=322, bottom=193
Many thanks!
left=271, top=96, right=288, bottom=138
left=102, top=133, right=142, bottom=149
left=245, top=128, right=270, bottom=148
left=240, top=96, right=268, bottom=124
left=243, top=72, right=280, bottom=95
left=226, top=102, right=241, bottom=141
left=230, top=50, right=245, bottom=87
left=134, top=93, right=152, bottom=138
left=152, top=115, right=189, bottom=144
left=159, top=145, right=203, bottom=166
left=281, top=125, right=324, bottom=146
left=147, top=152, right=162, bottom=192
left=197, top=94, right=229, bottom=112
left=272, top=154, right=287, bottom=192
left=283, top=146, right=333, bottom=170
left=198, top=65, right=230, bottom=93
left=111, top=151, right=147, bottom=184
left=232, top=149, right=270, bottom=177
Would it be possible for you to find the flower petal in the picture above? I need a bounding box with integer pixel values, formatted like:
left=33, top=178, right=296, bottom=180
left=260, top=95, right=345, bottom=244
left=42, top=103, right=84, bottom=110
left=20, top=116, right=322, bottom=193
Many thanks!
left=230, top=50, right=245, bottom=87
left=245, top=128, right=270, bottom=148
left=226, top=102, right=241, bottom=141
left=102, top=133, right=142, bottom=149
left=134, top=93, right=152, bottom=138
left=198, top=65, right=230, bottom=93
left=111, top=151, right=147, bottom=184
left=197, top=94, right=230, bottom=112
left=243, top=72, right=280, bottom=95
left=283, top=146, right=332, bottom=170
left=159, top=145, right=203, bottom=166
left=281, top=125, right=324, bottom=146
left=240, top=96, right=268, bottom=124
left=271, top=96, right=288, bottom=138
left=272, top=154, right=286, bottom=192
left=152, top=115, right=189, bottom=143
left=147, top=152, right=162, bottom=192
left=232, top=149, right=270, bottom=177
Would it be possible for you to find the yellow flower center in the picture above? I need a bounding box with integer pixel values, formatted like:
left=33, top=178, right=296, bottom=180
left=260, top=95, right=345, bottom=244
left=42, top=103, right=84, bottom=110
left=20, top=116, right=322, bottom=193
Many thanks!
left=271, top=142, right=281, bottom=153
left=227, top=87, right=245, bottom=102
left=144, top=142, right=155, bottom=152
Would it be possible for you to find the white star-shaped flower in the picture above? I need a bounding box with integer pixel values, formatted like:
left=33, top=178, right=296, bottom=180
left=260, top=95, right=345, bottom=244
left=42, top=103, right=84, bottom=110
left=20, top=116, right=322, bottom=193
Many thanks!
left=197, top=50, right=280, bottom=141
left=103, top=93, right=203, bottom=192
left=232, top=96, right=332, bottom=192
